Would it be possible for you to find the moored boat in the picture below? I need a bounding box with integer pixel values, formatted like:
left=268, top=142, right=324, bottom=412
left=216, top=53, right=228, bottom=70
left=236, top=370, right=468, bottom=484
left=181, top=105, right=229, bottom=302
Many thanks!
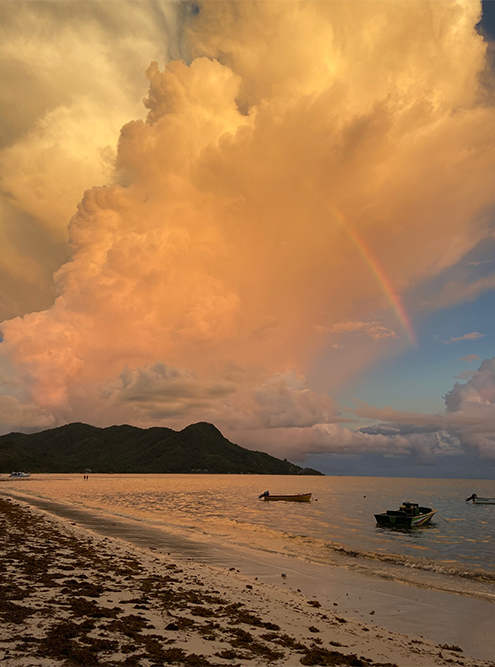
left=466, top=494, right=495, bottom=504
left=374, top=501, right=436, bottom=528
left=9, top=471, right=31, bottom=479
left=259, top=491, right=312, bottom=502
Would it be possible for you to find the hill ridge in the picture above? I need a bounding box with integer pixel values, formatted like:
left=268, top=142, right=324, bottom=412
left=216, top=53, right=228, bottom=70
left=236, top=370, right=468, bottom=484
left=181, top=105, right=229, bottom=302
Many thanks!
left=0, top=422, right=323, bottom=475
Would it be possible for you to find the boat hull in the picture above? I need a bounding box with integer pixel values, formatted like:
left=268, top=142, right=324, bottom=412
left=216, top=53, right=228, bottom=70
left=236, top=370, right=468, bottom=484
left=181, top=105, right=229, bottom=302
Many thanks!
left=261, top=493, right=312, bottom=502
left=375, top=509, right=436, bottom=528
left=473, top=497, right=495, bottom=504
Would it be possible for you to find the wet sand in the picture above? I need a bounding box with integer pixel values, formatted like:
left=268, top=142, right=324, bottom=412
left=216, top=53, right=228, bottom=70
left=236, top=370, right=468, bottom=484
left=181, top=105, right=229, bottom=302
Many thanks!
left=1, top=490, right=494, bottom=666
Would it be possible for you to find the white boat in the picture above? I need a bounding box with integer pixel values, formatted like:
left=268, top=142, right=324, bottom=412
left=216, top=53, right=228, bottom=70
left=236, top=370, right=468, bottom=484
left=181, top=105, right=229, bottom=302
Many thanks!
left=466, top=494, right=495, bottom=504
left=9, top=471, right=31, bottom=479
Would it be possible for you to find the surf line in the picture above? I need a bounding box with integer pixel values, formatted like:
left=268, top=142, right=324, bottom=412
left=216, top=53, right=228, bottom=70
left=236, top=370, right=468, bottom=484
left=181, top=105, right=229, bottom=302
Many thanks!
left=335, top=212, right=417, bottom=347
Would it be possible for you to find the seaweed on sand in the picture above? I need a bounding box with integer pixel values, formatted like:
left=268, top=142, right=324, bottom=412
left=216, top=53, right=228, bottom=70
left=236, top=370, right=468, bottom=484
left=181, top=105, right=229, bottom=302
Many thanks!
left=260, top=632, right=306, bottom=651
left=36, top=619, right=102, bottom=664
left=0, top=599, right=35, bottom=624
left=65, top=596, right=122, bottom=619
left=300, top=646, right=399, bottom=667
left=104, top=613, right=155, bottom=638
left=228, top=628, right=285, bottom=661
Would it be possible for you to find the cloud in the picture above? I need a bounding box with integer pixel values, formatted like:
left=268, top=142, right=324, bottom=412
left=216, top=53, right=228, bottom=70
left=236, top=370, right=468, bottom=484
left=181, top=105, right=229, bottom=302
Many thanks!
left=320, top=321, right=397, bottom=341
left=444, top=357, right=495, bottom=412
left=101, top=362, right=236, bottom=421
left=1, top=1, right=495, bottom=469
left=251, top=371, right=341, bottom=429
left=99, top=364, right=342, bottom=434
left=459, top=354, right=481, bottom=362
left=0, top=0, right=180, bottom=320
left=436, top=332, right=485, bottom=344
left=0, top=396, right=55, bottom=435
left=466, top=259, right=495, bottom=267
left=422, top=273, right=495, bottom=310
left=230, top=420, right=459, bottom=466
left=345, top=357, right=495, bottom=461
left=234, top=355, right=495, bottom=463
left=453, top=370, right=477, bottom=380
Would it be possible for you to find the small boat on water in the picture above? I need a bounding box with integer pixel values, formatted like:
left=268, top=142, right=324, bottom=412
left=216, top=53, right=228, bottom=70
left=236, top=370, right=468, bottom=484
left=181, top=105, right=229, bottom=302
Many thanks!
left=466, top=494, right=495, bottom=504
left=9, top=471, right=31, bottom=479
left=374, top=501, right=436, bottom=528
left=259, top=491, right=312, bottom=502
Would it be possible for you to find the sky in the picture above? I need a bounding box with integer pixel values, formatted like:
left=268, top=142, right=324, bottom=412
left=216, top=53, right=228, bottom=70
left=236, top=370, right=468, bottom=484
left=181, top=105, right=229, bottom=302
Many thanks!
left=1, top=1, right=495, bottom=478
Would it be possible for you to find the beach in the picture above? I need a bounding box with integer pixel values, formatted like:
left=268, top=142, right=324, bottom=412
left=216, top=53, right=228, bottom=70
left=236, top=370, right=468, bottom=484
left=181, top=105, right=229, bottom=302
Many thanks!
left=1, top=492, right=494, bottom=667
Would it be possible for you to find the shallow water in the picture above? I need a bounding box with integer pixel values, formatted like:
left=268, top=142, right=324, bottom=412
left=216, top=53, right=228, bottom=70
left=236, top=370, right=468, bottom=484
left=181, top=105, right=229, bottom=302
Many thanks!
left=2, top=473, right=494, bottom=600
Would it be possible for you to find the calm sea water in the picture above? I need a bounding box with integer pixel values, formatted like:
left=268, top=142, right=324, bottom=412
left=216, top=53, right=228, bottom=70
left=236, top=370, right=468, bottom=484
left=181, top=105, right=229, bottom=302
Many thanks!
left=2, top=474, right=495, bottom=601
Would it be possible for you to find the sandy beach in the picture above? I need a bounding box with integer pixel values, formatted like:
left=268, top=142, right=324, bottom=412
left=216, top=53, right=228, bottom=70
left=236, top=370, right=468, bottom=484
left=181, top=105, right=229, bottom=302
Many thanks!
left=1, top=493, right=494, bottom=667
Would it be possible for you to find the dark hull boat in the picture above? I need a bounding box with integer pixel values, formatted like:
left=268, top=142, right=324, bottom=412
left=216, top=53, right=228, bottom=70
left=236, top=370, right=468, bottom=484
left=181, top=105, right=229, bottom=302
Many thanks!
left=375, top=501, right=436, bottom=528
left=259, top=492, right=312, bottom=502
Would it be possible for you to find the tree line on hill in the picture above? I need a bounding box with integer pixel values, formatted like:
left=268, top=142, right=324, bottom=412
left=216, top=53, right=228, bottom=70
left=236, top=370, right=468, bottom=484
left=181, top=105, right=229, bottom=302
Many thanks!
left=0, top=421, right=323, bottom=475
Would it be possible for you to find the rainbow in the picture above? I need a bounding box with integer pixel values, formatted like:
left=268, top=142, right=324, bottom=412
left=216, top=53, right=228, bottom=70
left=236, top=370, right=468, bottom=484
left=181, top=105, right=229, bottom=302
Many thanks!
left=335, top=213, right=417, bottom=347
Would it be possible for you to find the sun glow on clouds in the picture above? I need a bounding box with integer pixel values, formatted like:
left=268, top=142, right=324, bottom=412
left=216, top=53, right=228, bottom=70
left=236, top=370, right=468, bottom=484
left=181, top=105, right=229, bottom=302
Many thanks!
left=0, top=0, right=179, bottom=319
left=1, top=1, right=495, bottom=465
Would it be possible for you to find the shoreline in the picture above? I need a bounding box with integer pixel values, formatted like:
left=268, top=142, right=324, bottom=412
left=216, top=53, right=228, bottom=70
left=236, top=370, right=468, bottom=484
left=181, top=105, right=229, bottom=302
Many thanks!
left=1, top=492, right=494, bottom=666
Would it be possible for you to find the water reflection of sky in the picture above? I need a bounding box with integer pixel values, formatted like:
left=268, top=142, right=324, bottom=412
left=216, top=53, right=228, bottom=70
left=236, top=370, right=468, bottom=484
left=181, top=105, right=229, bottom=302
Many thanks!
left=6, top=474, right=495, bottom=576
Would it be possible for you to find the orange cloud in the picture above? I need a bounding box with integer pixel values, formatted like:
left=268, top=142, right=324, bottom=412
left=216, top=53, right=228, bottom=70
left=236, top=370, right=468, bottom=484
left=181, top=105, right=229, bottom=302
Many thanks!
left=459, top=354, right=481, bottom=363
left=320, top=321, right=398, bottom=341
left=0, top=0, right=179, bottom=319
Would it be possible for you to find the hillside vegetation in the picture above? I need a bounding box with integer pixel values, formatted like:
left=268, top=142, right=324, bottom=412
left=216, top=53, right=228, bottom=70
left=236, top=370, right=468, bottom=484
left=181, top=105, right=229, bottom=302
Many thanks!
left=0, top=422, right=322, bottom=475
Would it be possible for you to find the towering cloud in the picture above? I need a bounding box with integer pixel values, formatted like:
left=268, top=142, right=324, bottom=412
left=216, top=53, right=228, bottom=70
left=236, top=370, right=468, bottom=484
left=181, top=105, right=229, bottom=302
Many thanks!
left=0, top=0, right=179, bottom=319
left=1, top=1, right=495, bottom=466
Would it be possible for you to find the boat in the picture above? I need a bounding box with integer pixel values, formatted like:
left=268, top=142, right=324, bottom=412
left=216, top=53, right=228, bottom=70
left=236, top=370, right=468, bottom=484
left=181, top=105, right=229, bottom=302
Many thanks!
left=374, top=501, right=436, bottom=528
left=259, top=491, right=312, bottom=502
left=466, top=494, right=495, bottom=504
left=8, top=471, right=31, bottom=479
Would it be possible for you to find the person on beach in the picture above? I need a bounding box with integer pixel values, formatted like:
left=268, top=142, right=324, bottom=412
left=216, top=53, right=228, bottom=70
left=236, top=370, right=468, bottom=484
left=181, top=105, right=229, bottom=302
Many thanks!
left=465, top=493, right=477, bottom=502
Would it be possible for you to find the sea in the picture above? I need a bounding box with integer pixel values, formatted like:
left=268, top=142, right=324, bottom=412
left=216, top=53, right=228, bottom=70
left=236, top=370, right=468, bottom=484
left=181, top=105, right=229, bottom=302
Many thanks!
left=2, top=473, right=494, bottom=604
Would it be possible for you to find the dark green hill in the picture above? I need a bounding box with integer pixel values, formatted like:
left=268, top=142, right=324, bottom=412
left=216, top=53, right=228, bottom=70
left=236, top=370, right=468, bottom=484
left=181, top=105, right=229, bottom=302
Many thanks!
left=0, top=422, right=323, bottom=475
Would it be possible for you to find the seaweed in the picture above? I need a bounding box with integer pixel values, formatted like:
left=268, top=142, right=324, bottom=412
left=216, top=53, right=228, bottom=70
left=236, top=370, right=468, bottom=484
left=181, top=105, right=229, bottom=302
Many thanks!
left=300, top=647, right=399, bottom=667
left=0, top=599, right=36, bottom=624
left=260, top=632, right=306, bottom=651
left=228, top=628, right=285, bottom=661
left=105, top=613, right=155, bottom=637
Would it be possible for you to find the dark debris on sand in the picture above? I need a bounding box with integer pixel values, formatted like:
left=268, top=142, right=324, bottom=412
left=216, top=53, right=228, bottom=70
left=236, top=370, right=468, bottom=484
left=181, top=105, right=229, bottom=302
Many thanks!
left=0, top=496, right=412, bottom=667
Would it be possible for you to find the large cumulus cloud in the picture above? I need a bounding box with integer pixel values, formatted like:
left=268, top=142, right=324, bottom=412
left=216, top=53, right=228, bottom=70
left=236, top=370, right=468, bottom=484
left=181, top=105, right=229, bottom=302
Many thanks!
left=0, top=0, right=180, bottom=320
